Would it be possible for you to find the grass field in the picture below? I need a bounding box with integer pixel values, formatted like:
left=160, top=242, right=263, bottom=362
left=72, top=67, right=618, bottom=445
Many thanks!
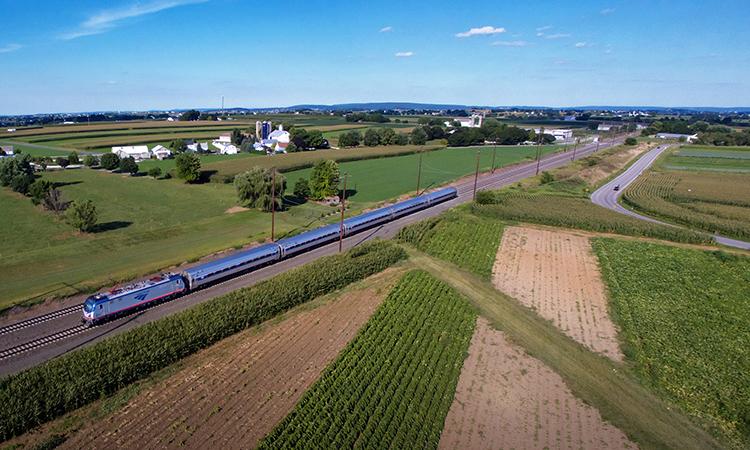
left=594, top=238, right=750, bottom=447
left=282, top=145, right=562, bottom=202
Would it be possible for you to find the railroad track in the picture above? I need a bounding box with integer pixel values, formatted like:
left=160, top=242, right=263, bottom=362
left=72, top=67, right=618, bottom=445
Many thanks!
left=0, top=304, right=81, bottom=336
left=0, top=325, right=89, bottom=360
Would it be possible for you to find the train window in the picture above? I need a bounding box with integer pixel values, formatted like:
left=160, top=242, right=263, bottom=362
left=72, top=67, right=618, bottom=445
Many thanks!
left=99, top=305, right=103, bottom=309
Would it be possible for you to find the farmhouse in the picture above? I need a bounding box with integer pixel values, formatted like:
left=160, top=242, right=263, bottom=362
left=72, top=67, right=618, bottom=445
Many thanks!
left=0, top=145, right=14, bottom=156
left=151, top=145, right=172, bottom=160
left=253, top=125, right=291, bottom=154
left=112, top=145, right=150, bottom=161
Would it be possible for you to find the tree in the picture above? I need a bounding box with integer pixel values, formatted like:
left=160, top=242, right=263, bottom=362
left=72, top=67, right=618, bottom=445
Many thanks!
left=410, top=127, right=428, bottom=146
left=83, top=154, right=99, bottom=167
left=148, top=167, right=162, bottom=178
left=309, top=159, right=340, bottom=200
left=624, top=137, right=637, bottom=145
left=540, top=171, right=555, bottom=184
left=293, top=178, right=311, bottom=199
left=231, top=128, right=244, bottom=146
left=378, top=127, right=396, bottom=146
left=29, top=179, right=52, bottom=205
left=394, top=132, right=409, bottom=146
left=65, top=199, right=98, bottom=232
left=170, top=138, right=188, bottom=153
left=175, top=152, right=201, bottom=183
left=364, top=128, right=380, bottom=147
left=178, top=110, right=200, bottom=121
left=10, top=174, right=33, bottom=194
left=234, top=167, right=286, bottom=212
left=0, top=153, right=34, bottom=189
left=68, top=152, right=80, bottom=165
left=41, top=189, right=69, bottom=218
left=338, top=129, right=363, bottom=148
left=56, top=157, right=69, bottom=168
left=285, top=141, right=299, bottom=153
left=119, top=156, right=139, bottom=175
left=100, top=153, right=120, bottom=171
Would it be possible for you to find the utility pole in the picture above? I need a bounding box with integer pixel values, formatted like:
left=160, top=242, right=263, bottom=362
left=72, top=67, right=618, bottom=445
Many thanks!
left=472, top=150, right=481, bottom=201
left=572, top=138, right=579, bottom=162
left=491, top=140, right=497, bottom=174
left=271, top=166, right=275, bottom=242
left=416, top=145, right=424, bottom=195
left=339, top=172, right=347, bottom=253
left=535, top=128, right=543, bottom=175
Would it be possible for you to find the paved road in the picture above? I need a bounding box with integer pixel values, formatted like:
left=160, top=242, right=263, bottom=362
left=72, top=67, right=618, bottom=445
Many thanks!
left=0, top=134, right=633, bottom=378
left=591, top=144, right=750, bottom=250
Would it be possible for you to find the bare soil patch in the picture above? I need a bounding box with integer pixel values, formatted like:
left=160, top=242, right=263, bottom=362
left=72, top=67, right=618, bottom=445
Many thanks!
left=224, top=206, right=249, bottom=214
left=439, top=317, right=636, bottom=450
left=4, top=269, right=402, bottom=450
left=492, top=226, right=623, bottom=361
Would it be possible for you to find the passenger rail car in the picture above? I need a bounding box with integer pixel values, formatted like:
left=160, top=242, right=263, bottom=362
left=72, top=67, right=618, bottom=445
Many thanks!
left=82, top=187, right=457, bottom=325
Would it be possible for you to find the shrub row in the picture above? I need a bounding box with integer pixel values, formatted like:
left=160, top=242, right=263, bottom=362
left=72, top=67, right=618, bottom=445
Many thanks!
left=0, top=240, right=407, bottom=441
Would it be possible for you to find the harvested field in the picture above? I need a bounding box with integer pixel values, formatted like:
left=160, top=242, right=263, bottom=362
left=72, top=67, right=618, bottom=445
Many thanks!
left=56, top=269, right=400, bottom=450
left=492, top=227, right=623, bottom=361
left=439, top=317, right=636, bottom=450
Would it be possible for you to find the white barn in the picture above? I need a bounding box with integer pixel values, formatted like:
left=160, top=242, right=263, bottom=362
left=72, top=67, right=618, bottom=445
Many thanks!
left=112, top=146, right=150, bottom=161
left=151, top=145, right=172, bottom=160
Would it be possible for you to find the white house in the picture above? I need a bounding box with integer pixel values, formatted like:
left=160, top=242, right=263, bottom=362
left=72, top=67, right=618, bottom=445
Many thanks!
left=531, top=129, right=573, bottom=141
left=211, top=141, right=238, bottom=154
left=656, top=133, right=698, bottom=142
left=112, top=145, right=150, bottom=161
left=446, top=114, right=483, bottom=128
left=187, top=142, right=209, bottom=152
left=0, top=145, right=14, bottom=156
left=217, top=133, right=232, bottom=144
left=151, top=145, right=172, bottom=160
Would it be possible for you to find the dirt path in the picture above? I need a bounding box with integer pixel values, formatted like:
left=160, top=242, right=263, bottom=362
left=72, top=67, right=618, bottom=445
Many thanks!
left=439, top=317, right=636, bottom=450
left=492, top=226, right=623, bottom=361
left=57, top=269, right=400, bottom=450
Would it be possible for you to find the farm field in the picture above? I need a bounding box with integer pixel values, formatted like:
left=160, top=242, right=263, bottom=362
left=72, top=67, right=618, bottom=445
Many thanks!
left=439, top=317, right=635, bottom=449
left=593, top=238, right=750, bottom=447
left=283, top=144, right=561, bottom=203
left=662, top=145, right=750, bottom=172
left=1, top=266, right=403, bottom=450
left=622, top=170, right=750, bottom=240
left=492, top=227, right=624, bottom=361
left=257, top=270, right=476, bottom=449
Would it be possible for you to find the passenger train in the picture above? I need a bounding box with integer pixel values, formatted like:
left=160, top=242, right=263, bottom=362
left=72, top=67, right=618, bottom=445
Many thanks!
left=82, top=187, right=457, bottom=325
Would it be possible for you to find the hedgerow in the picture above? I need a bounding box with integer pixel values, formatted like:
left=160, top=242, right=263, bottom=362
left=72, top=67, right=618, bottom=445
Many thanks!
left=257, top=270, right=476, bottom=449
left=0, top=240, right=407, bottom=441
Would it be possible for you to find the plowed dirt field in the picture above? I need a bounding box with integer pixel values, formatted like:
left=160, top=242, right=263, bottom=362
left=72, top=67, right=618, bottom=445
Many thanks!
left=439, top=317, right=636, bottom=450
left=492, top=227, right=623, bottom=361
left=58, top=269, right=400, bottom=450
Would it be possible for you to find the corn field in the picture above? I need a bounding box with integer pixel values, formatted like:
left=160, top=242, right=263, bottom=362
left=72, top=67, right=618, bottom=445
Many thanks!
left=257, top=270, right=476, bottom=449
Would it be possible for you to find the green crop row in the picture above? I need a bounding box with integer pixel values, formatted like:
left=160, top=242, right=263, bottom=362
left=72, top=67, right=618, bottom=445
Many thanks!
left=0, top=240, right=407, bottom=441
left=622, top=172, right=750, bottom=240
left=395, top=211, right=504, bottom=279
left=471, top=194, right=713, bottom=245
left=593, top=238, right=750, bottom=446
left=256, top=270, right=476, bottom=450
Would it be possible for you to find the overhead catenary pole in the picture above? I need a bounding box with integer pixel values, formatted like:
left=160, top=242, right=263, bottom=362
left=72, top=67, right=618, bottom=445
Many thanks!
left=416, top=145, right=424, bottom=195
left=472, top=150, right=481, bottom=201
left=339, top=172, right=348, bottom=253
left=535, top=128, right=543, bottom=175
left=271, top=165, right=276, bottom=242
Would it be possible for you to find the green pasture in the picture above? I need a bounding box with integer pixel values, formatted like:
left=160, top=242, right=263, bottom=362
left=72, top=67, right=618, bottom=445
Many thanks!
left=0, top=168, right=335, bottom=308
left=284, top=145, right=562, bottom=202
left=1, top=143, right=76, bottom=157
left=662, top=146, right=750, bottom=172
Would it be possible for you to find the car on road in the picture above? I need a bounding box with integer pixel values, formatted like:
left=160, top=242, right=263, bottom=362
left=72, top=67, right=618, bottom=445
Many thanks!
left=613, top=185, right=620, bottom=191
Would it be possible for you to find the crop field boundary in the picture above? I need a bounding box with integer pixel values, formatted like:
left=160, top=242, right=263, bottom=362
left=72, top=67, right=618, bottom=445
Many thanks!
left=407, top=249, right=723, bottom=450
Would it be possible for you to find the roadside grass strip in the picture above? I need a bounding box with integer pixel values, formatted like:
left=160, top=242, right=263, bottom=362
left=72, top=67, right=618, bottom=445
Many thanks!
left=256, top=270, right=476, bottom=450
left=0, top=240, right=406, bottom=442
left=408, top=251, right=723, bottom=450
left=396, top=211, right=504, bottom=280
left=593, top=238, right=750, bottom=447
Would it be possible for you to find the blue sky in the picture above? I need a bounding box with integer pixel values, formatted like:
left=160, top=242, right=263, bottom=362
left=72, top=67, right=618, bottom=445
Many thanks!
left=1, top=0, right=748, bottom=115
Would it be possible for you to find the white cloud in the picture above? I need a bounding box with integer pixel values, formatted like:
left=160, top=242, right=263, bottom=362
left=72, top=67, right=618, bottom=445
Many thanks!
left=601, top=8, right=615, bottom=14
left=0, top=43, right=23, bottom=53
left=61, top=0, right=209, bottom=40
left=456, top=26, right=505, bottom=38
left=380, top=26, right=392, bottom=33
left=546, top=34, right=570, bottom=39
left=605, top=49, right=611, bottom=54
left=536, top=26, right=553, bottom=32
left=575, top=42, right=586, bottom=47
left=492, top=41, right=528, bottom=47
left=395, top=52, right=413, bottom=57
left=537, top=32, right=545, bottom=36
